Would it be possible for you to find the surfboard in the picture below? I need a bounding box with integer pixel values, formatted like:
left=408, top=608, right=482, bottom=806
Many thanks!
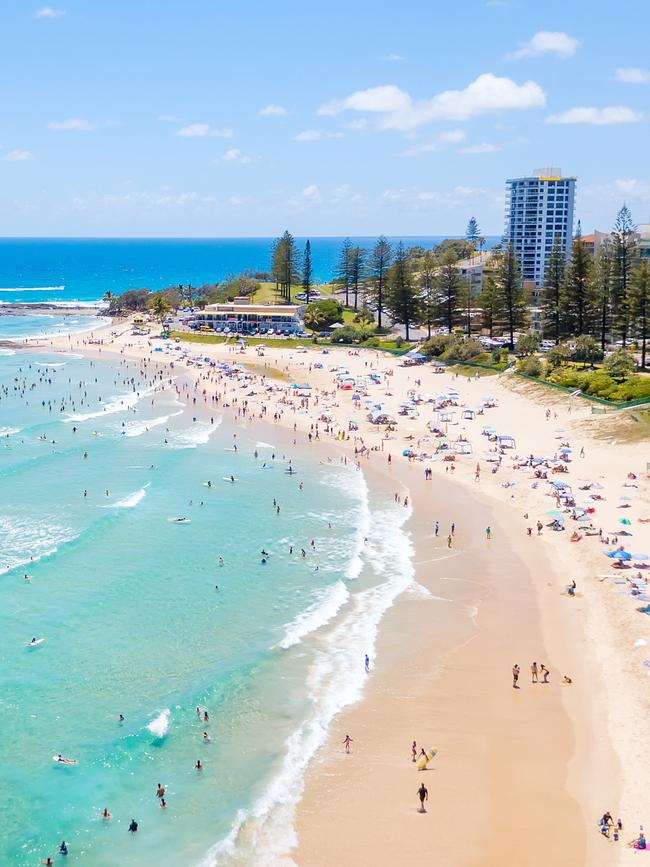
left=416, top=748, right=437, bottom=770
left=52, top=755, right=77, bottom=764
left=27, top=638, right=45, bottom=648
left=222, top=477, right=239, bottom=483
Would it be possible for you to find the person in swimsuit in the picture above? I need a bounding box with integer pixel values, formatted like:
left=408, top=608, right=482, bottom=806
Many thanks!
left=512, top=664, right=520, bottom=688
left=417, top=783, right=428, bottom=812
left=412, top=741, right=417, bottom=762
left=531, top=662, right=538, bottom=683
left=128, top=819, right=138, bottom=833
left=343, top=734, right=353, bottom=754
left=156, top=783, right=165, bottom=798
left=101, top=808, right=111, bottom=820
left=195, top=760, right=202, bottom=770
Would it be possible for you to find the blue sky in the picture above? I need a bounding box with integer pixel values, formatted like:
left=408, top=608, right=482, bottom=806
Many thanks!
left=1, top=0, right=649, bottom=236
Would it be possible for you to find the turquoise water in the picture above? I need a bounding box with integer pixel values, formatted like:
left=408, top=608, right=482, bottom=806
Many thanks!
left=0, top=348, right=414, bottom=866
left=0, top=314, right=110, bottom=342
left=0, top=236, right=499, bottom=304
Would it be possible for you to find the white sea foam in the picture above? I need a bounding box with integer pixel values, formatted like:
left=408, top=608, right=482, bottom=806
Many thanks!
left=255, top=441, right=275, bottom=449
left=34, top=361, right=66, bottom=368
left=0, top=426, right=21, bottom=436
left=0, top=348, right=16, bottom=356
left=103, top=484, right=149, bottom=509
left=276, top=582, right=350, bottom=650
left=146, top=708, right=170, bottom=739
left=64, top=383, right=160, bottom=422
left=0, top=515, right=79, bottom=576
left=167, top=418, right=222, bottom=449
left=0, top=286, right=63, bottom=292
left=320, top=467, right=371, bottom=580
left=122, top=410, right=183, bottom=438
left=200, top=476, right=415, bottom=867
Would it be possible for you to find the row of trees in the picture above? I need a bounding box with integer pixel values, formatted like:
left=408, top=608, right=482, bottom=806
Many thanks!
left=541, top=206, right=649, bottom=366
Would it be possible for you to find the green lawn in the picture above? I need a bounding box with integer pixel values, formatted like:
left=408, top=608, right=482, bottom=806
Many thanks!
left=252, top=282, right=335, bottom=305
left=169, top=330, right=316, bottom=350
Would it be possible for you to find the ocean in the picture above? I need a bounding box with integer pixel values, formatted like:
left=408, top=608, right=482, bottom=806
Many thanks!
left=0, top=347, right=414, bottom=866
left=0, top=236, right=500, bottom=305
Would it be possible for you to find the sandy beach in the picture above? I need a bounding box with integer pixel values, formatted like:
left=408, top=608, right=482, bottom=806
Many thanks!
left=24, top=318, right=650, bottom=865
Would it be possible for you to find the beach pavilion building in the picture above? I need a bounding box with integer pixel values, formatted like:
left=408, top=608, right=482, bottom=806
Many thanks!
left=193, top=299, right=303, bottom=335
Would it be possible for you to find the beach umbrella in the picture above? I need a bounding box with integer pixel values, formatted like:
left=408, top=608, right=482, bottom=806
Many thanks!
left=545, top=509, right=564, bottom=517
left=559, top=447, right=572, bottom=453
left=619, top=518, right=632, bottom=525
left=606, top=550, right=632, bottom=560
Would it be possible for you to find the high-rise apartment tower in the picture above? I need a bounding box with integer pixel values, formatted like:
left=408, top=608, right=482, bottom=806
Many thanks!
left=504, top=168, right=576, bottom=287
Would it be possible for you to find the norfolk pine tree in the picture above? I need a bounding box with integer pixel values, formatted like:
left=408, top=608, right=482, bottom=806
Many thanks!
left=302, top=240, right=313, bottom=295
left=497, top=243, right=525, bottom=348
left=434, top=249, right=460, bottom=334
left=564, top=229, right=594, bottom=337
left=385, top=242, right=419, bottom=341
left=367, top=236, right=392, bottom=330
left=630, top=260, right=650, bottom=370
left=612, top=205, right=637, bottom=347
left=335, top=238, right=353, bottom=307
left=593, top=239, right=615, bottom=351
left=541, top=235, right=567, bottom=344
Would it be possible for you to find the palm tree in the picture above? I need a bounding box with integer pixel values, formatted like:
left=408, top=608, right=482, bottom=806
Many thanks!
left=150, top=295, right=172, bottom=325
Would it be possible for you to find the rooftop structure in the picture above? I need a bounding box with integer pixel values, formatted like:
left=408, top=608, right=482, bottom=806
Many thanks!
left=194, top=302, right=303, bottom=335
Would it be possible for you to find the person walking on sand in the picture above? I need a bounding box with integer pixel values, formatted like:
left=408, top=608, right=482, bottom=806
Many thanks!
left=447, top=534, right=452, bottom=549
left=343, top=734, right=353, bottom=754
left=531, top=661, right=538, bottom=683
left=364, top=654, right=370, bottom=673
left=540, top=664, right=549, bottom=683
left=417, top=783, right=428, bottom=812
left=485, top=526, right=491, bottom=540
left=512, top=664, right=520, bottom=688
left=412, top=741, right=417, bottom=762
left=434, top=520, right=439, bottom=537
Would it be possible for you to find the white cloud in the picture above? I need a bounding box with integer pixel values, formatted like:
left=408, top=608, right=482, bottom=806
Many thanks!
left=508, top=31, right=578, bottom=60
left=36, top=6, right=65, bottom=17
left=48, top=117, right=96, bottom=131
left=2, top=149, right=35, bottom=161
left=301, top=184, right=322, bottom=203
left=221, top=148, right=251, bottom=164
left=380, top=184, right=502, bottom=210
left=175, top=123, right=233, bottom=138
left=614, top=67, right=650, bottom=85
left=461, top=142, right=502, bottom=154
left=319, top=73, right=545, bottom=130
left=381, top=53, right=405, bottom=62
left=294, top=129, right=343, bottom=141
left=547, top=106, right=643, bottom=125
left=402, top=129, right=466, bottom=156
left=258, top=104, right=287, bottom=116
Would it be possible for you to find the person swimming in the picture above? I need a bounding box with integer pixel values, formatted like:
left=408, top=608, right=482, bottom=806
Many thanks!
left=128, top=819, right=138, bottom=833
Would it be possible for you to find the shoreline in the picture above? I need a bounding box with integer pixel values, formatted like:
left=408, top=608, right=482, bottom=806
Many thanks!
left=18, top=318, right=649, bottom=865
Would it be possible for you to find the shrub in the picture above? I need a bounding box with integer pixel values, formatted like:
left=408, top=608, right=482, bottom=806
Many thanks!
left=303, top=299, right=343, bottom=332
left=515, top=332, right=539, bottom=356
left=518, top=356, right=543, bottom=377
left=603, top=348, right=636, bottom=381
left=330, top=325, right=361, bottom=343
left=420, top=334, right=453, bottom=357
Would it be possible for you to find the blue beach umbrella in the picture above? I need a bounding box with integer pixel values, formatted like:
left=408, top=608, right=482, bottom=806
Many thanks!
left=605, top=550, right=632, bottom=560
